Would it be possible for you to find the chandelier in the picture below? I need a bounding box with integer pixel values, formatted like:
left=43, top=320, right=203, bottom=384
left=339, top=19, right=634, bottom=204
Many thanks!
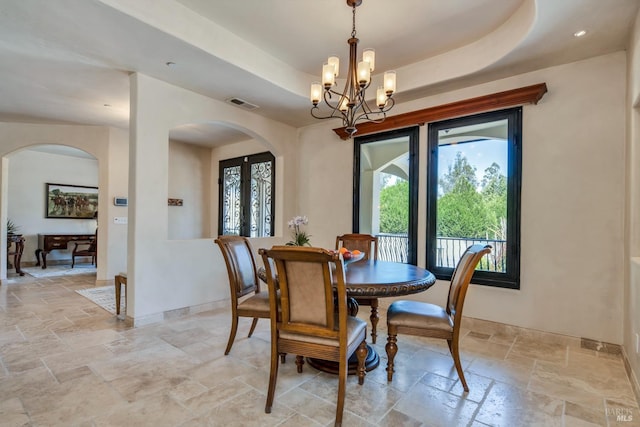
left=310, top=0, right=396, bottom=138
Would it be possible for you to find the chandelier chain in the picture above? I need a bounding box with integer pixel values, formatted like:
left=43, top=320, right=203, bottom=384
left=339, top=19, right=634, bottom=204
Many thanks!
left=351, top=5, right=357, bottom=39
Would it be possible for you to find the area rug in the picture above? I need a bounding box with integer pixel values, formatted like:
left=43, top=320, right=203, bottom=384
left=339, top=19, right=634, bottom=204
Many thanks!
left=75, top=285, right=124, bottom=315
left=21, top=265, right=96, bottom=278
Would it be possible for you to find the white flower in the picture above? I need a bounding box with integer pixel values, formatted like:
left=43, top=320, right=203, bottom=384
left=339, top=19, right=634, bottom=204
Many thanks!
left=286, top=215, right=311, bottom=246
left=289, top=215, right=308, bottom=228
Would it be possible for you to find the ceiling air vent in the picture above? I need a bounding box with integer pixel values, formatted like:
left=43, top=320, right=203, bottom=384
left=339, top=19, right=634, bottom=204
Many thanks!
left=226, top=97, right=259, bottom=111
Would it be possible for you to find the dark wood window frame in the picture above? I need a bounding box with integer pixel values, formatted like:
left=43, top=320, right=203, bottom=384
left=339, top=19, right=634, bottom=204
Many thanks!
left=333, top=83, right=546, bottom=139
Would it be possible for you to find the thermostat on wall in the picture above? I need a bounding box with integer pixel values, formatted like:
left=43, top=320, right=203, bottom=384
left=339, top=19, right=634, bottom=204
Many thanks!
left=114, top=197, right=128, bottom=206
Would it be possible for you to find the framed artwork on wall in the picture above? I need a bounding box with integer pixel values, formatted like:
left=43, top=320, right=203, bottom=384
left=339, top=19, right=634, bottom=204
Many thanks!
left=45, top=183, right=98, bottom=219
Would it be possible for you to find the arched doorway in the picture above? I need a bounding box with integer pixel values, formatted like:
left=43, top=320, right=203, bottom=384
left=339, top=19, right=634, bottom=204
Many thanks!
left=3, top=145, right=98, bottom=280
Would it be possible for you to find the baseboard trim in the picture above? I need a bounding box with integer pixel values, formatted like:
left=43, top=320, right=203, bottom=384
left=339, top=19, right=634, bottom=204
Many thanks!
left=580, top=337, right=622, bottom=355
left=622, top=346, right=640, bottom=407
left=130, top=298, right=229, bottom=327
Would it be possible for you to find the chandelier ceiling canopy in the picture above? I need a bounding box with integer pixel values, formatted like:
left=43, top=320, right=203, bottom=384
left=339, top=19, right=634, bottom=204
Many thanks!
left=310, top=0, right=396, bottom=138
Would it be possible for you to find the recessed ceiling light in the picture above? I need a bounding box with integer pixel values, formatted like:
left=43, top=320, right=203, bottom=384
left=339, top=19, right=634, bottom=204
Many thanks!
left=574, top=30, right=587, bottom=38
left=166, top=61, right=176, bottom=67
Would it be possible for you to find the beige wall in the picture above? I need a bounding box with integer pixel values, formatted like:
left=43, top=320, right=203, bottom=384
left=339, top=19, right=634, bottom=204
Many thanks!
left=625, top=8, right=640, bottom=395
left=127, top=73, right=297, bottom=323
left=299, top=51, right=627, bottom=344
left=168, top=140, right=211, bottom=240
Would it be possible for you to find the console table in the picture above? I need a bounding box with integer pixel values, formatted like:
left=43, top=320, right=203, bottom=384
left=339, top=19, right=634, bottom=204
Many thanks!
left=7, top=234, right=25, bottom=276
left=35, top=233, right=95, bottom=269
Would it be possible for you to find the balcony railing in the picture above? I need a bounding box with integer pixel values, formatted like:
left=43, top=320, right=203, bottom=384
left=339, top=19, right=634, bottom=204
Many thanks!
left=377, top=233, right=409, bottom=263
left=376, top=233, right=507, bottom=273
left=436, top=237, right=506, bottom=272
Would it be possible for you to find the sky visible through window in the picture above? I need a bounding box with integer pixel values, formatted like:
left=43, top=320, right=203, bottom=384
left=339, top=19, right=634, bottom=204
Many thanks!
left=438, top=139, right=507, bottom=189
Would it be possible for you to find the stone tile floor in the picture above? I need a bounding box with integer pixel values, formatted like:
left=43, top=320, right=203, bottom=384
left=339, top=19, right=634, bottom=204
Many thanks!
left=0, top=272, right=637, bottom=426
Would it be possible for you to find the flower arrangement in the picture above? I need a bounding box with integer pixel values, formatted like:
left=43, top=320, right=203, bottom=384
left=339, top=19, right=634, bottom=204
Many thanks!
left=286, top=215, right=311, bottom=246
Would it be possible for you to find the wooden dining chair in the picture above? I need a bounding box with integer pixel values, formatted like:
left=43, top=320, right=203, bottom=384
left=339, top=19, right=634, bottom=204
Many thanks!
left=215, top=235, right=271, bottom=355
left=71, top=229, right=97, bottom=268
left=385, top=244, right=491, bottom=391
left=336, top=233, right=380, bottom=343
left=260, top=246, right=367, bottom=427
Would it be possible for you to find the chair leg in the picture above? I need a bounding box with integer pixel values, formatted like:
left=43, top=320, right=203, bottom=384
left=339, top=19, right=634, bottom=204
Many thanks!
left=335, top=354, right=347, bottom=427
left=448, top=339, right=469, bottom=392
left=356, top=340, right=367, bottom=385
left=280, top=353, right=286, bottom=364
left=369, top=299, right=379, bottom=344
left=265, top=341, right=280, bottom=414
left=115, top=278, right=122, bottom=315
left=225, top=315, right=239, bottom=355
left=385, top=333, right=398, bottom=382
left=247, top=318, right=259, bottom=337
left=295, top=355, right=304, bottom=373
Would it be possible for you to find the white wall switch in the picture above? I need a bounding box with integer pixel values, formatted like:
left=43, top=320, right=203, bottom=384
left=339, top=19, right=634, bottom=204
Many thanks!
left=114, top=217, right=128, bottom=225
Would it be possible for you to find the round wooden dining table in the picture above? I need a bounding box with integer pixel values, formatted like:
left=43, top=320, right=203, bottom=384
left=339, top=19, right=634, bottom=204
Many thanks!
left=307, top=259, right=436, bottom=374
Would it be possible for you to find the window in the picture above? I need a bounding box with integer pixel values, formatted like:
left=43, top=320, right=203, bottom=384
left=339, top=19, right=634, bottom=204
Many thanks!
left=353, top=127, right=419, bottom=265
left=218, top=152, right=275, bottom=237
left=427, top=107, right=521, bottom=288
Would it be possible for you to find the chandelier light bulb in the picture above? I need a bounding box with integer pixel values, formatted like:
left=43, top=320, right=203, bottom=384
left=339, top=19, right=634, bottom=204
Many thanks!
left=384, top=70, right=396, bottom=94
left=310, top=82, right=322, bottom=105
left=322, top=63, right=336, bottom=88
left=339, top=97, right=349, bottom=112
left=328, top=56, right=340, bottom=77
left=357, top=61, right=371, bottom=85
left=376, top=86, right=386, bottom=108
left=362, top=49, right=375, bottom=72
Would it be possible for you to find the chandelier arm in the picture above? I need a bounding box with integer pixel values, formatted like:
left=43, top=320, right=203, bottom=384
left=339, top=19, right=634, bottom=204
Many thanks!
left=311, top=106, right=347, bottom=121
left=323, top=89, right=341, bottom=110
left=352, top=102, right=386, bottom=125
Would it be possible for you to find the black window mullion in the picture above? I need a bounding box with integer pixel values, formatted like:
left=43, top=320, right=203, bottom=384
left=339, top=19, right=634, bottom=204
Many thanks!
left=240, top=158, right=250, bottom=237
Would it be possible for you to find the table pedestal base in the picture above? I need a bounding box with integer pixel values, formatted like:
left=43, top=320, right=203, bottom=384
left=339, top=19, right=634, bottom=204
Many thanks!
left=306, top=344, right=379, bottom=374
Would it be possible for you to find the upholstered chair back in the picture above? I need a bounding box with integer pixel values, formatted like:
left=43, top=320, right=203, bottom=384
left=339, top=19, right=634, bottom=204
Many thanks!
left=446, top=244, right=492, bottom=321
left=261, top=246, right=347, bottom=341
left=216, top=236, right=259, bottom=299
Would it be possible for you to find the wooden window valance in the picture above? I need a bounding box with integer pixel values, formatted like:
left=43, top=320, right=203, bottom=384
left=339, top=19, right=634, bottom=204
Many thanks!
left=333, top=83, right=548, bottom=140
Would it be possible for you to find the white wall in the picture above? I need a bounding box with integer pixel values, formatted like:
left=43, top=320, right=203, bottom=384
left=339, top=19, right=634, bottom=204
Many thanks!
left=168, top=140, right=211, bottom=240
left=0, top=123, right=129, bottom=282
left=299, top=51, right=627, bottom=344
left=7, top=149, right=98, bottom=264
